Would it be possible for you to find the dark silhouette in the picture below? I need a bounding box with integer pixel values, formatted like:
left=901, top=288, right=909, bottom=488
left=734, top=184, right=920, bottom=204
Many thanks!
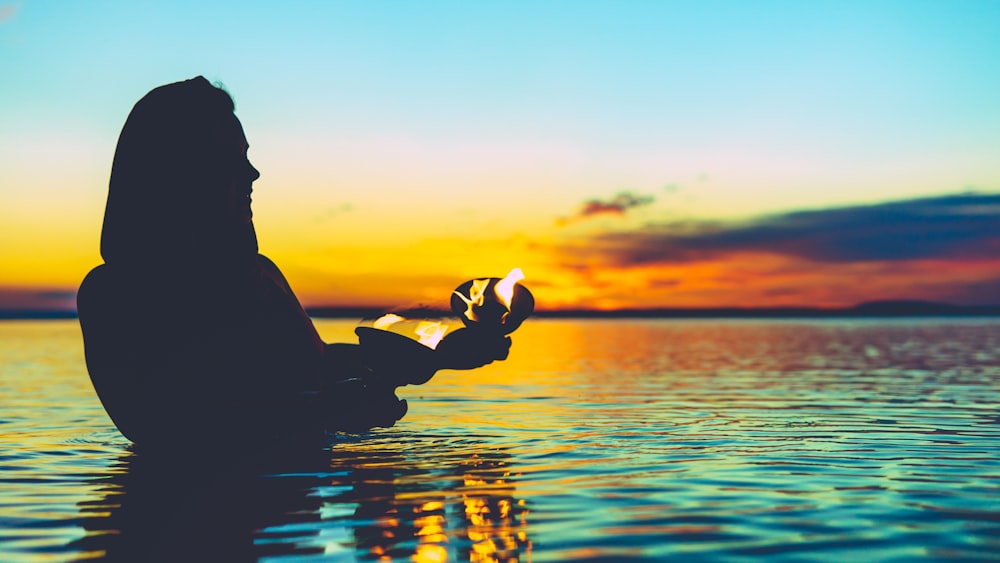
left=77, top=76, right=510, bottom=449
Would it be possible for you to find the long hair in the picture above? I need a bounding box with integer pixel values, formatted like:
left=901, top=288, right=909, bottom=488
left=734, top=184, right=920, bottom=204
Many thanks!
left=100, top=76, right=258, bottom=273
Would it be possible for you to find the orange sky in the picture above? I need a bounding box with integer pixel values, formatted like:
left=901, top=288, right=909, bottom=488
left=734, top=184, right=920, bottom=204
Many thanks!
left=3, top=3, right=1000, bottom=312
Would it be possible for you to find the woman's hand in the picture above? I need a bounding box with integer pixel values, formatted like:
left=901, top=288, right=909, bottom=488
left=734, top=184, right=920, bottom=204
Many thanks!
left=434, top=328, right=512, bottom=371
left=329, top=326, right=512, bottom=393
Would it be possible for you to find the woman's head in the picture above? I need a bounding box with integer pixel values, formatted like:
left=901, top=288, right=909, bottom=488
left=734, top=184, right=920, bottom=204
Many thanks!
left=101, top=76, right=260, bottom=268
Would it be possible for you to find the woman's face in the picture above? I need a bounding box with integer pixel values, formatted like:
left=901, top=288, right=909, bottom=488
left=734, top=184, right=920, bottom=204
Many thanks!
left=223, top=114, right=260, bottom=225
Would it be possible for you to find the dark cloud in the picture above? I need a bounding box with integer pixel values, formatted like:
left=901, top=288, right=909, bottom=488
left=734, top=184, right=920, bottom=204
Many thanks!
left=582, top=193, right=1000, bottom=266
left=647, top=278, right=682, bottom=289
left=937, top=277, right=1000, bottom=305
left=762, top=287, right=804, bottom=298
left=314, top=202, right=354, bottom=223
left=0, top=287, right=77, bottom=311
left=557, top=191, right=654, bottom=226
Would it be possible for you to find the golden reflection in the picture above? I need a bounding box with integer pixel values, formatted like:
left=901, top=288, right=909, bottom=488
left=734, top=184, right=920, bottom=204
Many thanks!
left=457, top=453, right=529, bottom=563
left=422, top=501, right=445, bottom=512
left=331, top=441, right=532, bottom=562
left=414, top=543, right=449, bottom=562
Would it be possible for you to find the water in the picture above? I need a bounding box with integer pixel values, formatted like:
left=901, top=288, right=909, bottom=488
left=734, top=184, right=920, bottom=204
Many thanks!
left=1, top=319, right=999, bottom=561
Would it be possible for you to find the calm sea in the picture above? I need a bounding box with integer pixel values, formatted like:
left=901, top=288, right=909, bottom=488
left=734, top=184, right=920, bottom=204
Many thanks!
left=1, top=318, right=998, bottom=562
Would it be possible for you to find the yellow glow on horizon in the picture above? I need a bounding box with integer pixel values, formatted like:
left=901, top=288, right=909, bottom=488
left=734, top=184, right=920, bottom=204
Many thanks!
left=5, top=151, right=1000, bottom=312
left=6, top=218, right=1000, bottom=311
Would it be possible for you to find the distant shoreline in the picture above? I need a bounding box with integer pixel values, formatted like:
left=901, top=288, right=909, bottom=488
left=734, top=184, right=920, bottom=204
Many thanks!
left=6, top=301, right=1000, bottom=320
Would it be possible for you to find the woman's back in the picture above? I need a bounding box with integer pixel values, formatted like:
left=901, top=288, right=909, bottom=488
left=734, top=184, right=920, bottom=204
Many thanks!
left=78, top=256, right=326, bottom=447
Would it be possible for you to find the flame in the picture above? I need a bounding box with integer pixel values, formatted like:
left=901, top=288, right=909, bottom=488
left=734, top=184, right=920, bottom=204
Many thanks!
left=372, top=313, right=405, bottom=330
left=494, top=268, right=525, bottom=311
left=454, top=278, right=491, bottom=321
left=415, top=321, right=449, bottom=349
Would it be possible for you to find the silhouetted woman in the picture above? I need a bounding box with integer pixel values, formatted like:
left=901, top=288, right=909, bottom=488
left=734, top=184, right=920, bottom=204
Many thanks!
left=78, top=77, right=509, bottom=449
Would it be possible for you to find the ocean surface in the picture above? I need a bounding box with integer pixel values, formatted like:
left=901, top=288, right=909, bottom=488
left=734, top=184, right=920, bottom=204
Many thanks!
left=1, top=318, right=998, bottom=562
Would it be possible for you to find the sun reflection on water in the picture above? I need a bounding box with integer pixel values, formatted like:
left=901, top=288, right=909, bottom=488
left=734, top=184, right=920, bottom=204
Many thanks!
left=329, top=438, right=532, bottom=563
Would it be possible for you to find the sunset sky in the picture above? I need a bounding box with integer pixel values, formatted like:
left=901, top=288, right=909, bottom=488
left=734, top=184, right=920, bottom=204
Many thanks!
left=2, top=1, right=999, bottom=312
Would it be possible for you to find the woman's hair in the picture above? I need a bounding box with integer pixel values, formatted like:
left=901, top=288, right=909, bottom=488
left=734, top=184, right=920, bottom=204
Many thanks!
left=100, top=76, right=258, bottom=270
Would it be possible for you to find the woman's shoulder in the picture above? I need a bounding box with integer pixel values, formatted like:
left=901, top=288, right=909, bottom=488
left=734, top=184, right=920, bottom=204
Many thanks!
left=79, top=264, right=110, bottom=286
left=254, top=254, right=296, bottom=294
left=78, top=264, right=143, bottom=307
left=77, top=265, right=113, bottom=313
left=255, top=253, right=282, bottom=275
left=78, top=264, right=184, bottom=321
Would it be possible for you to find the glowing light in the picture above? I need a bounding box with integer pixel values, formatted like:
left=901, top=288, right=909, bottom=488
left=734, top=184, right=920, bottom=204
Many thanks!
left=420, top=501, right=445, bottom=512
left=454, top=278, right=490, bottom=321
left=413, top=544, right=448, bottom=563
left=373, top=313, right=404, bottom=330
left=471, top=538, right=498, bottom=557
left=494, top=267, right=525, bottom=311
left=414, top=321, right=449, bottom=349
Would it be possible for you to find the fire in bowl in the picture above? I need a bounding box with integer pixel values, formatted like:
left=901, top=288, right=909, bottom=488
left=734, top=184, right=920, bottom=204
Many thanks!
left=450, top=268, right=534, bottom=335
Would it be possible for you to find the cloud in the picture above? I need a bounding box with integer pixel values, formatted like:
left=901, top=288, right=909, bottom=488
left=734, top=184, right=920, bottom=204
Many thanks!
left=0, top=287, right=76, bottom=311
left=936, top=276, right=1000, bottom=305
left=314, top=202, right=354, bottom=223
left=557, top=191, right=654, bottom=226
left=578, top=192, right=1000, bottom=266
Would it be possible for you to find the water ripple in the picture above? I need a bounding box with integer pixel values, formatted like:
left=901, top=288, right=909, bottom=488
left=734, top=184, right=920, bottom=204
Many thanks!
left=1, top=319, right=999, bottom=561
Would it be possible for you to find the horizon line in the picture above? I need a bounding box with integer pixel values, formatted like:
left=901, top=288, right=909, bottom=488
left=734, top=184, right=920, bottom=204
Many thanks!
left=4, top=300, right=1000, bottom=320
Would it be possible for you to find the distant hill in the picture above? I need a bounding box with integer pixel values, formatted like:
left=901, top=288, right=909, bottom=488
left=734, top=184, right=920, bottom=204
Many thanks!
left=530, top=301, right=1000, bottom=319
left=3, top=301, right=999, bottom=320
left=313, top=300, right=1000, bottom=319
left=847, top=300, right=985, bottom=316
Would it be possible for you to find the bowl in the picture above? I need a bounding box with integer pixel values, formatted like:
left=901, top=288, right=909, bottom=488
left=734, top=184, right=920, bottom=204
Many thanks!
left=450, top=277, right=534, bottom=334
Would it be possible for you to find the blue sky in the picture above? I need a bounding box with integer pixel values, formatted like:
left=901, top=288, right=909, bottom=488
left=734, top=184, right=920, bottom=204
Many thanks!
left=2, top=1, right=999, bottom=309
